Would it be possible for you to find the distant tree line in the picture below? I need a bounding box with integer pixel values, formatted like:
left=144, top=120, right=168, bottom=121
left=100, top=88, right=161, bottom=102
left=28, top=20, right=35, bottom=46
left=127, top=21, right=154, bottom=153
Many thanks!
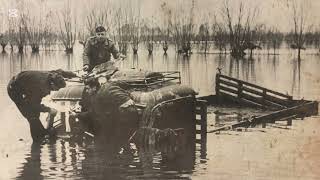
left=0, top=0, right=317, bottom=60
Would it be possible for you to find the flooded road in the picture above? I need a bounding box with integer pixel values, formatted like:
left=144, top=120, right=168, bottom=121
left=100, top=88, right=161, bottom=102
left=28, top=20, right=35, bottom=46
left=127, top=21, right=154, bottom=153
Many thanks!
left=0, top=44, right=320, bottom=179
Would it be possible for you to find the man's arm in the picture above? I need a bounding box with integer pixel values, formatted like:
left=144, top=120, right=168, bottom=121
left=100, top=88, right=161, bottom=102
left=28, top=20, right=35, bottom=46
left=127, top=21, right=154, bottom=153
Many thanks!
left=83, top=40, right=91, bottom=69
left=110, top=42, right=120, bottom=59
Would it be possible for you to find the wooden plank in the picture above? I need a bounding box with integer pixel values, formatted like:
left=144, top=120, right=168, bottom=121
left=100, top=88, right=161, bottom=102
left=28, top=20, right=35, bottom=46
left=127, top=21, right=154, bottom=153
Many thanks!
left=241, top=93, right=286, bottom=110
left=264, top=95, right=291, bottom=107
left=219, top=85, right=238, bottom=95
left=219, top=91, right=262, bottom=108
left=240, top=98, right=265, bottom=108
left=219, top=79, right=239, bottom=89
left=242, top=86, right=263, bottom=96
left=242, top=86, right=291, bottom=107
left=208, top=101, right=318, bottom=133
left=276, top=115, right=297, bottom=122
left=266, top=89, right=293, bottom=100
left=220, top=74, right=292, bottom=99
left=196, top=99, right=207, bottom=106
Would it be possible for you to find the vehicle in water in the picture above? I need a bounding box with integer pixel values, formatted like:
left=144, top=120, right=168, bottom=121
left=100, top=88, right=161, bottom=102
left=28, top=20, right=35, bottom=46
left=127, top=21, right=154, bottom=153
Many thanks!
left=48, top=61, right=198, bottom=149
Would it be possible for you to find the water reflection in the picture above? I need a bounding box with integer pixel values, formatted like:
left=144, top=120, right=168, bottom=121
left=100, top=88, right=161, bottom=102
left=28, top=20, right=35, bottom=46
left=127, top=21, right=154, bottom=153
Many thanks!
left=228, top=57, right=240, bottom=79
left=216, top=53, right=227, bottom=72
left=266, top=55, right=279, bottom=80
left=16, top=137, right=200, bottom=179
left=291, top=58, right=301, bottom=98
left=1, top=49, right=320, bottom=179
left=132, top=54, right=139, bottom=69
left=17, top=143, right=44, bottom=180
left=147, top=54, right=154, bottom=71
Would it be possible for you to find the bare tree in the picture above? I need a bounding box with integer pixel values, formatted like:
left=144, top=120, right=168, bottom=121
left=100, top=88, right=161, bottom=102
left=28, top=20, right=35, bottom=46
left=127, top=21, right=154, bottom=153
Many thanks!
left=0, top=32, right=9, bottom=52
left=266, top=27, right=283, bottom=55
left=114, top=7, right=130, bottom=55
left=245, top=24, right=263, bottom=58
left=57, top=0, right=77, bottom=53
left=198, top=13, right=211, bottom=54
left=171, top=1, right=195, bottom=56
left=42, top=11, right=58, bottom=51
left=314, top=29, right=320, bottom=53
left=141, top=17, right=157, bottom=55
left=23, top=12, right=43, bottom=53
left=220, top=0, right=259, bottom=58
left=7, top=11, right=28, bottom=53
left=213, top=21, right=229, bottom=54
left=128, top=5, right=141, bottom=54
left=286, top=0, right=312, bottom=59
left=159, top=1, right=173, bottom=54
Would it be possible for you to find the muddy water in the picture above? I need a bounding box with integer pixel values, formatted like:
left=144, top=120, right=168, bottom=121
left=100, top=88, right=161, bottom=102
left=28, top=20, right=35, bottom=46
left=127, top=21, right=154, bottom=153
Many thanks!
left=0, top=44, right=319, bottom=179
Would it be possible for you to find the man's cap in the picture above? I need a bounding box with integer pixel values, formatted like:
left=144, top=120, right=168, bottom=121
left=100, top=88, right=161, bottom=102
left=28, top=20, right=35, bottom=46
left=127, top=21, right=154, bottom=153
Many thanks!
left=95, top=25, right=106, bottom=33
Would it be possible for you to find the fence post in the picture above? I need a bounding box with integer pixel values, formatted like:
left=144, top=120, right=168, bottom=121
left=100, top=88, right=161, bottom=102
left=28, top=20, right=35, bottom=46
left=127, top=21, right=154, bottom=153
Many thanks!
left=215, top=73, right=220, bottom=96
left=262, top=89, right=267, bottom=108
left=238, top=82, right=243, bottom=99
left=200, top=100, right=207, bottom=159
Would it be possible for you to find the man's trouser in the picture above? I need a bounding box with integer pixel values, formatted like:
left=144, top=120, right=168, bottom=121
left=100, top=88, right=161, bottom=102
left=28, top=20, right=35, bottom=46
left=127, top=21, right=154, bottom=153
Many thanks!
left=7, top=77, right=48, bottom=142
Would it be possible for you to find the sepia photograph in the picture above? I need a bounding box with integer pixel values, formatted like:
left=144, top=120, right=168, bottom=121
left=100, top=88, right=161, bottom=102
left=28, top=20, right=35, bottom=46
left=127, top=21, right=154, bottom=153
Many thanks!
left=0, top=0, right=319, bottom=179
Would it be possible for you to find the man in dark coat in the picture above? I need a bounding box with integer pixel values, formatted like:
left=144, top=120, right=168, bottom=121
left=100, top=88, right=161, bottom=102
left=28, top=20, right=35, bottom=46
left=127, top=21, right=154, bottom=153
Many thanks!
left=70, top=79, right=138, bottom=141
left=83, top=25, right=125, bottom=72
left=7, top=70, right=68, bottom=142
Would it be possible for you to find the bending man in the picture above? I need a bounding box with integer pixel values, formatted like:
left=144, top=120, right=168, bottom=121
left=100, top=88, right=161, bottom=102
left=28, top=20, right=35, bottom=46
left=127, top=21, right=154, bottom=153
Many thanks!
left=7, top=70, right=67, bottom=142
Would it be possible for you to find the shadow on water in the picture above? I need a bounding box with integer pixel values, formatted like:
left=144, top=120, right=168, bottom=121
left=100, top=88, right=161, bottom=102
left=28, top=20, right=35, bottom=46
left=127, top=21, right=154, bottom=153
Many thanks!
left=266, top=55, right=279, bottom=81
left=132, top=54, right=139, bottom=69
left=17, top=143, right=44, bottom=180
left=215, top=53, right=227, bottom=72
left=15, top=135, right=204, bottom=179
left=162, top=54, right=169, bottom=71
left=16, top=96, right=206, bottom=179
left=177, top=55, right=191, bottom=85
left=147, top=54, right=154, bottom=71
left=291, top=57, right=301, bottom=98
left=227, top=56, right=256, bottom=82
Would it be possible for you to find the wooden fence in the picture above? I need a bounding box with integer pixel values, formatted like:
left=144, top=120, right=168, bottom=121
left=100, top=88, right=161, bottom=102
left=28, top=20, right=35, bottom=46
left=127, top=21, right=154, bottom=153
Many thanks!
left=216, top=74, right=293, bottom=110
left=209, top=73, right=319, bottom=132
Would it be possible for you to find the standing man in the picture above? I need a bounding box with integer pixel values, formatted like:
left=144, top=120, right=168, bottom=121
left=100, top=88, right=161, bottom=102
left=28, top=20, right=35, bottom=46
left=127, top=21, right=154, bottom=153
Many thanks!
left=7, top=71, right=67, bottom=142
left=83, top=25, right=125, bottom=72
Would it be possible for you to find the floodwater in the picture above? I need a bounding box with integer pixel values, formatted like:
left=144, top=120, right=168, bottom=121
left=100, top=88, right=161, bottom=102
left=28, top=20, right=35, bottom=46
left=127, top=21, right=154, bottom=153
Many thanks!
left=0, top=44, right=320, bottom=180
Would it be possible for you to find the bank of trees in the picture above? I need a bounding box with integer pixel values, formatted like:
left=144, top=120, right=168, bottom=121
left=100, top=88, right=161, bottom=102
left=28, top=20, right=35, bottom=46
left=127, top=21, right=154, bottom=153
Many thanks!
left=0, top=0, right=318, bottom=58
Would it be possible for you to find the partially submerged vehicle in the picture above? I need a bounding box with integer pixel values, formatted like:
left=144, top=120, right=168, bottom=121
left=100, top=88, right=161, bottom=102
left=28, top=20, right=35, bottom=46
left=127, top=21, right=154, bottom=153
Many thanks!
left=50, top=61, right=199, bottom=147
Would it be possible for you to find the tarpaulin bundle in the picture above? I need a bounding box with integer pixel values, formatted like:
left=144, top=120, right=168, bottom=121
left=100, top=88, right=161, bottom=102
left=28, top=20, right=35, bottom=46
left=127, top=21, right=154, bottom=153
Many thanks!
left=131, top=84, right=196, bottom=106
left=131, top=84, right=196, bottom=128
left=110, top=69, right=164, bottom=83
left=51, top=85, right=85, bottom=101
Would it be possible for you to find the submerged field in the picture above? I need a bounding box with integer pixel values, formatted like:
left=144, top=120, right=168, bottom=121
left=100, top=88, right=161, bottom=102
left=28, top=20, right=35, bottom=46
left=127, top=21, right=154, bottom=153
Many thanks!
left=0, top=45, right=319, bottom=179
